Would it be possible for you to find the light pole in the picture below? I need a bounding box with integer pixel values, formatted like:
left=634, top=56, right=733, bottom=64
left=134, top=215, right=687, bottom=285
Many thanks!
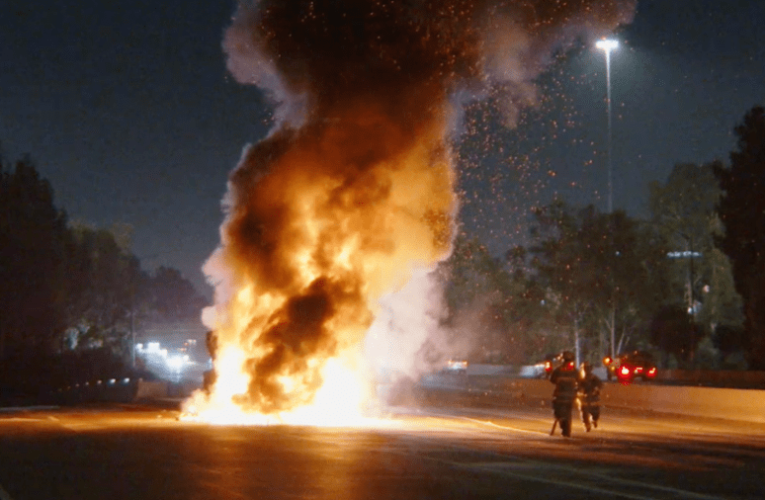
left=596, top=38, right=618, bottom=359
left=596, top=38, right=618, bottom=215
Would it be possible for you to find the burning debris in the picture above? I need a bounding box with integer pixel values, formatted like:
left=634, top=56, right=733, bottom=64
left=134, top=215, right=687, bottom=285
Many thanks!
left=183, top=0, right=636, bottom=424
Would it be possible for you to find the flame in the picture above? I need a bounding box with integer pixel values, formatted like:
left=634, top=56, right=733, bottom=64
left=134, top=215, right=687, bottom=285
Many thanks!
left=181, top=0, right=637, bottom=426
left=182, top=103, right=455, bottom=426
left=183, top=354, right=375, bottom=427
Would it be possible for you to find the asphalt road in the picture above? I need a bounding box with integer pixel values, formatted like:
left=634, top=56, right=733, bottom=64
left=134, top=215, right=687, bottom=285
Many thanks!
left=1, top=397, right=764, bottom=500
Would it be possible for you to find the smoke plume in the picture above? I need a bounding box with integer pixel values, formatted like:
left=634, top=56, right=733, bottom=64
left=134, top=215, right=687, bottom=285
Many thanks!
left=198, top=0, right=636, bottom=415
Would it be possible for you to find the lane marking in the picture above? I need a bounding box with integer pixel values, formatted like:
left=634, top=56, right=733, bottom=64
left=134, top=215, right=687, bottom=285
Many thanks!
left=416, top=408, right=551, bottom=436
left=460, top=460, right=727, bottom=500
left=386, top=418, right=729, bottom=500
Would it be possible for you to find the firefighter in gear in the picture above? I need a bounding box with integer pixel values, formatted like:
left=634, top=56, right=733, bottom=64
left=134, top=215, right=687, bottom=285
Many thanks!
left=578, top=361, right=603, bottom=431
left=549, top=351, right=578, bottom=437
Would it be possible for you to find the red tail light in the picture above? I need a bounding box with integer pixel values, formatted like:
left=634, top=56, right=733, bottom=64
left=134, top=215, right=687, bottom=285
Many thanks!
left=634, top=366, right=644, bottom=375
left=647, top=367, right=657, bottom=378
left=619, top=366, right=631, bottom=377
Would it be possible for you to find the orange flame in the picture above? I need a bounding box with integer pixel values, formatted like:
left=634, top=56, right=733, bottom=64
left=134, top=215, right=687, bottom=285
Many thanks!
left=182, top=102, right=456, bottom=425
left=181, top=0, right=637, bottom=426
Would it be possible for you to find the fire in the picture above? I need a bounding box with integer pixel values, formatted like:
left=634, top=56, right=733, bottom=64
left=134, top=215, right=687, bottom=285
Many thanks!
left=182, top=103, right=456, bottom=425
left=181, top=0, right=637, bottom=426
left=183, top=354, right=373, bottom=427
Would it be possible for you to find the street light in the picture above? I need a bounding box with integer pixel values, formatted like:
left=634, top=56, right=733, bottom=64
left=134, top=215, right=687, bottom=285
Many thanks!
left=596, top=38, right=618, bottom=359
left=596, top=38, right=618, bottom=214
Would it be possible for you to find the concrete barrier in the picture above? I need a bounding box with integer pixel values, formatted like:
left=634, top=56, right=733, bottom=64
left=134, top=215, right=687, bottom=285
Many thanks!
left=134, top=380, right=168, bottom=400
left=484, top=378, right=765, bottom=424
left=656, top=369, right=765, bottom=387
left=601, top=383, right=765, bottom=423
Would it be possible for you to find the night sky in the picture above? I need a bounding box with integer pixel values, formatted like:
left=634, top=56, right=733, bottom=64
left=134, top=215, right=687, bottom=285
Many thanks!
left=2, top=0, right=763, bottom=298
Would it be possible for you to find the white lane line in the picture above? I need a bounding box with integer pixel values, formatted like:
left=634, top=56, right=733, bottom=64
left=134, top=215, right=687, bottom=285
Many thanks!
left=417, top=408, right=550, bottom=436
left=457, top=415, right=550, bottom=435
left=460, top=460, right=728, bottom=500
left=391, top=416, right=729, bottom=500
left=0, top=481, right=15, bottom=500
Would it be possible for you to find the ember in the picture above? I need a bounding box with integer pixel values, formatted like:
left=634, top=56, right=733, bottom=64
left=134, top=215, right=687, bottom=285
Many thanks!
left=182, top=0, right=636, bottom=425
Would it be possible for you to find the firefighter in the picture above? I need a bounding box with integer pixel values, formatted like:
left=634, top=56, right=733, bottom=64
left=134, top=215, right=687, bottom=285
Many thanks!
left=578, top=361, right=603, bottom=432
left=549, top=350, right=578, bottom=437
left=202, top=330, right=218, bottom=394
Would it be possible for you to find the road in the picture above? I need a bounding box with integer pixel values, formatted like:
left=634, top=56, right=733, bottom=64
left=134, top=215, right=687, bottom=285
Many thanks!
left=0, top=396, right=764, bottom=500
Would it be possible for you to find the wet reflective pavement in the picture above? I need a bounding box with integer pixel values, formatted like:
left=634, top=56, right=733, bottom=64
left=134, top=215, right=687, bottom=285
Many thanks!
left=1, top=401, right=764, bottom=500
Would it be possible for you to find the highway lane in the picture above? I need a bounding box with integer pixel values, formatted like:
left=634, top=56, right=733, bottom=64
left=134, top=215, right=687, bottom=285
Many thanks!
left=0, top=400, right=764, bottom=500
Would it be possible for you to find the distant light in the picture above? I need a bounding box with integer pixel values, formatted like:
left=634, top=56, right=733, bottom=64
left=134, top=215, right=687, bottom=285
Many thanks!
left=596, top=39, right=619, bottom=52
left=147, top=342, right=160, bottom=352
left=167, top=355, right=186, bottom=371
left=667, top=251, right=703, bottom=259
left=136, top=343, right=144, bottom=351
left=446, top=360, right=468, bottom=371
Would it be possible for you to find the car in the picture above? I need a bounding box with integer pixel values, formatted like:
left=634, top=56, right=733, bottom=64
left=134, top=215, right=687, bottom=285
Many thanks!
left=443, top=359, right=468, bottom=375
left=523, top=353, right=568, bottom=379
left=603, top=350, right=658, bottom=383
left=541, top=353, right=562, bottom=379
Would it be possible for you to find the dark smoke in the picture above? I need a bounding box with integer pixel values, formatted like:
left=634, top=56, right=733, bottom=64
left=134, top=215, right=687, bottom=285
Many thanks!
left=224, top=0, right=636, bottom=125
left=201, top=0, right=637, bottom=415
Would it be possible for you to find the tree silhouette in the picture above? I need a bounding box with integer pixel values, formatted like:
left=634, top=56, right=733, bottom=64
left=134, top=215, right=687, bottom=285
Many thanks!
left=63, top=224, right=147, bottom=354
left=714, top=106, right=765, bottom=369
left=0, top=157, right=69, bottom=359
left=529, top=201, right=667, bottom=360
left=145, top=266, right=207, bottom=322
left=649, top=162, right=743, bottom=361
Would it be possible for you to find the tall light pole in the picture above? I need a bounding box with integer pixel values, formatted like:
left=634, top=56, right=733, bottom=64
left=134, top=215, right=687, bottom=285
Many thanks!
left=596, top=38, right=618, bottom=359
left=596, top=38, right=618, bottom=214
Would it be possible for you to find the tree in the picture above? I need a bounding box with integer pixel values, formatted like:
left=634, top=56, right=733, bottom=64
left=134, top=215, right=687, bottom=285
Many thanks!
left=714, top=106, right=765, bottom=368
left=63, top=224, right=147, bottom=355
left=0, top=157, right=69, bottom=359
left=529, top=200, right=667, bottom=362
left=437, top=234, right=546, bottom=363
left=649, top=162, right=743, bottom=362
left=145, top=266, right=207, bottom=322
left=649, top=304, right=701, bottom=367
